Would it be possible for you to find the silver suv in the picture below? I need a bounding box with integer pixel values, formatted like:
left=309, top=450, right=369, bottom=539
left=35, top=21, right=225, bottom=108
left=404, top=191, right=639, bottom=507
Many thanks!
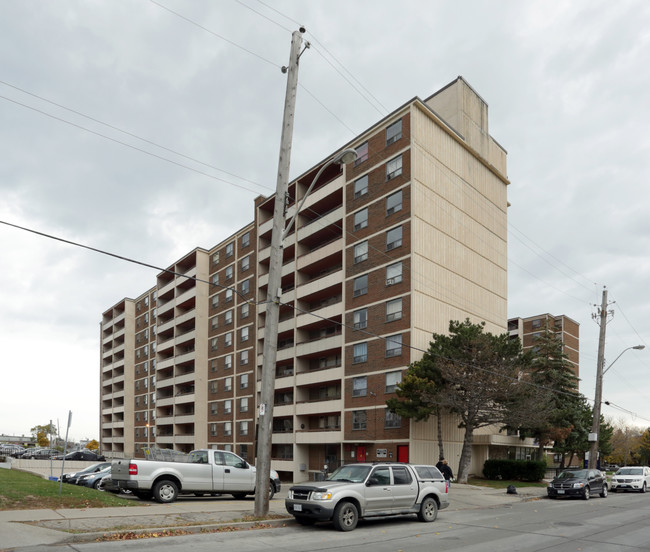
left=285, top=462, right=450, bottom=531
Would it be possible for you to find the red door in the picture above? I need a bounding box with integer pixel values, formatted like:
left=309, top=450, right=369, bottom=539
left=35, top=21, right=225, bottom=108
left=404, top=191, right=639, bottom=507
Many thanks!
left=397, top=445, right=409, bottom=463
left=356, top=446, right=366, bottom=462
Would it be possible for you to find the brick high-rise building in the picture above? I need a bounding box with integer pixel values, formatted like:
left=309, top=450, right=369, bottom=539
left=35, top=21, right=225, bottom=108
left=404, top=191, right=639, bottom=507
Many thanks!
left=101, top=77, right=530, bottom=481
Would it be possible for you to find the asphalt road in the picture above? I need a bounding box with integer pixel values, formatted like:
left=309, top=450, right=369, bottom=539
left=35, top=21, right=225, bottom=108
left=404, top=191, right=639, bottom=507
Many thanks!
left=15, top=491, right=650, bottom=552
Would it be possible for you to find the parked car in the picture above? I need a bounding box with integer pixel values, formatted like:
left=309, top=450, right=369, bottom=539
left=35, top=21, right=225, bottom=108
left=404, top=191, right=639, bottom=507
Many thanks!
left=285, top=463, right=450, bottom=531
left=0, top=444, right=24, bottom=456
left=610, top=466, right=650, bottom=493
left=53, top=450, right=106, bottom=462
left=547, top=469, right=608, bottom=500
left=61, top=462, right=111, bottom=484
left=77, top=466, right=112, bottom=490
left=22, top=448, right=60, bottom=460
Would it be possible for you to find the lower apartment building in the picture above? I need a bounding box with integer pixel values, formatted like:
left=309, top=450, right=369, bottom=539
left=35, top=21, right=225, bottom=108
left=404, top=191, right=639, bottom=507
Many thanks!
left=100, top=77, right=539, bottom=481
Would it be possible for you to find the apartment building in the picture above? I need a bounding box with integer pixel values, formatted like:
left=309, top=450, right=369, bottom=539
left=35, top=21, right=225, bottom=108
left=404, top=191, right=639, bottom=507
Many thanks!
left=101, top=76, right=526, bottom=480
left=508, top=314, right=580, bottom=378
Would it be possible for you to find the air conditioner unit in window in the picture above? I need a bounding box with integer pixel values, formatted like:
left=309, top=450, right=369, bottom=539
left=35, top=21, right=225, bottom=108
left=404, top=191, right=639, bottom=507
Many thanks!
left=386, top=278, right=395, bottom=286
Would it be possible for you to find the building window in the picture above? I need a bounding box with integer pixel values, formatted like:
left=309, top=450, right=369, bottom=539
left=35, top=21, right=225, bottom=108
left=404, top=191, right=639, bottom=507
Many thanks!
left=354, top=175, right=368, bottom=198
left=353, top=376, right=367, bottom=397
left=240, top=350, right=249, bottom=365
left=385, top=371, right=402, bottom=393
left=241, top=232, right=250, bottom=248
left=224, top=399, right=232, bottom=414
left=353, top=208, right=368, bottom=231
left=386, top=261, right=403, bottom=285
left=386, top=155, right=403, bottom=180
left=353, top=308, right=368, bottom=330
left=210, top=423, right=218, bottom=436
left=386, top=298, right=403, bottom=322
left=226, top=242, right=234, bottom=257
left=212, top=252, right=220, bottom=265
left=210, top=402, right=218, bottom=415
left=386, top=119, right=402, bottom=145
left=225, top=309, right=233, bottom=325
left=352, top=410, right=367, bottom=430
left=225, top=265, right=234, bottom=280
left=211, top=316, right=219, bottom=330
left=210, top=359, right=217, bottom=372
left=224, top=422, right=232, bottom=436
left=212, top=295, right=219, bottom=309
left=240, top=373, right=249, bottom=389
left=354, top=141, right=368, bottom=166
left=353, top=274, right=368, bottom=297
left=386, top=334, right=403, bottom=357
left=386, top=226, right=403, bottom=251
left=241, top=327, right=249, bottom=342
left=241, top=302, right=250, bottom=318
left=210, top=337, right=218, bottom=351
left=353, top=342, right=368, bottom=363
left=241, top=255, right=250, bottom=271
left=210, top=381, right=217, bottom=393
left=386, top=190, right=402, bottom=216
left=532, top=319, right=542, bottom=329
left=240, top=421, right=249, bottom=436
left=225, top=354, right=233, bottom=370
left=225, top=289, right=233, bottom=302
left=354, top=241, right=368, bottom=264
left=225, top=378, right=232, bottom=392
left=385, top=409, right=402, bottom=428
left=212, top=274, right=219, bottom=286
left=241, top=279, right=250, bottom=294
left=240, top=397, right=249, bottom=412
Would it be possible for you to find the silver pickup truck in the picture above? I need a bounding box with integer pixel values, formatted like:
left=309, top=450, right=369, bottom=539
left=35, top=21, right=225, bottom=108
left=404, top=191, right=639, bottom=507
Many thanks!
left=285, top=462, right=449, bottom=531
left=111, top=449, right=281, bottom=503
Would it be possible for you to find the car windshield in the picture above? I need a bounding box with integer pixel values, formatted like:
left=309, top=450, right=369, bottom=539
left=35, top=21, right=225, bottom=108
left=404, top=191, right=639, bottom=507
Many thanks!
left=327, top=465, right=372, bottom=483
left=617, top=468, right=643, bottom=476
left=557, top=470, right=588, bottom=479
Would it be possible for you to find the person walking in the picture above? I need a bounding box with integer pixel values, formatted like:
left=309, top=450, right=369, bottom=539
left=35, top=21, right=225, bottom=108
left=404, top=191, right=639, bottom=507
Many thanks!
left=436, top=458, right=453, bottom=486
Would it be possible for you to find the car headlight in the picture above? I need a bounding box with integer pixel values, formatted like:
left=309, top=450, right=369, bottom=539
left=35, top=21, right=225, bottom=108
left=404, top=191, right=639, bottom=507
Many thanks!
left=311, top=490, right=332, bottom=500
left=548, top=482, right=553, bottom=487
left=572, top=482, right=585, bottom=488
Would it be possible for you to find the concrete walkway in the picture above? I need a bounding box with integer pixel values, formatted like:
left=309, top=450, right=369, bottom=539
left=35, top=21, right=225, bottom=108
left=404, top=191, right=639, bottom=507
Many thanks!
left=0, top=483, right=547, bottom=550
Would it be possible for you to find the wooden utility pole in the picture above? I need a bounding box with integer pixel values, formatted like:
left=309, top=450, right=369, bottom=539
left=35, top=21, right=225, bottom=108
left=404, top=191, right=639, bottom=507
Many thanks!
left=588, top=288, right=609, bottom=468
left=254, top=27, right=305, bottom=517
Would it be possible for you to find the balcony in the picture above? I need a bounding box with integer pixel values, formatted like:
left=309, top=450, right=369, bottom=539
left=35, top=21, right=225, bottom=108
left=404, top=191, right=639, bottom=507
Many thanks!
left=296, top=365, right=343, bottom=387
left=296, top=269, right=342, bottom=301
left=296, top=428, right=343, bottom=444
left=296, top=398, right=343, bottom=416
left=297, top=237, right=344, bottom=272
left=297, top=206, right=343, bottom=243
left=296, top=301, right=342, bottom=330
left=296, top=334, right=342, bottom=358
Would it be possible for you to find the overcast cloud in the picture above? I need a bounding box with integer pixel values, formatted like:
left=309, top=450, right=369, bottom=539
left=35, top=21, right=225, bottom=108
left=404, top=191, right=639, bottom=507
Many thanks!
left=1, top=0, right=649, bottom=442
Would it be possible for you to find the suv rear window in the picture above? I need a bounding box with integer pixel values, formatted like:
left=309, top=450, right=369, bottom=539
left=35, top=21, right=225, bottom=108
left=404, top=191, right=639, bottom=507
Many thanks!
left=414, top=466, right=443, bottom=480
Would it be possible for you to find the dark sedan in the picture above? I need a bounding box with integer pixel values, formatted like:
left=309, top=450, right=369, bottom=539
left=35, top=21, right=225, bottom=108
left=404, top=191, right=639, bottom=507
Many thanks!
left=61, top=462, right=111, bottom=484
left=21, top=448, right=60, bottom=459
left=548, top=469, right=608, bottom=500
left=77, top=466, right=112, bottom=490
left=53, top=450, right=106, bottom=462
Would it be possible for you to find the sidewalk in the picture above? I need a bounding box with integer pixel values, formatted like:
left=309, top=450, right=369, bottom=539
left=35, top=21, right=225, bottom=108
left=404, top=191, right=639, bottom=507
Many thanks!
left=0, top=483, right=547, bottom=550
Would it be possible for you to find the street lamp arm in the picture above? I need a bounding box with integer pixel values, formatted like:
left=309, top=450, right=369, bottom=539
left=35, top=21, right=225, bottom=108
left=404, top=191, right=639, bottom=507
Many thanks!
left=602, top=345, right=645, bottom=376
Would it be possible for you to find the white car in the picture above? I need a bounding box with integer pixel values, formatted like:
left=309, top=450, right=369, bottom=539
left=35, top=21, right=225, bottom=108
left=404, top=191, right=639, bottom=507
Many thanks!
left=610, top=466, right=650, bottom=493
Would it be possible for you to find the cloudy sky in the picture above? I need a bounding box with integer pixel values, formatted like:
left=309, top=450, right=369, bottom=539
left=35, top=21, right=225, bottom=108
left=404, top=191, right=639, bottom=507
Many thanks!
left=1, top=0, right=649, bottom=443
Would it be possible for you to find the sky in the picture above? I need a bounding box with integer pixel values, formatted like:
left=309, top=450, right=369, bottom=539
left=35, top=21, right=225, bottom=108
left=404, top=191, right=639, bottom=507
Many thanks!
left=1, top=0, right=649, bottom=443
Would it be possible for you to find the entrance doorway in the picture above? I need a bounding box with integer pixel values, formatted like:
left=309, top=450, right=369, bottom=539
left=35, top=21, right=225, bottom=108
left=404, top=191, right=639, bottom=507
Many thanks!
left=397, top=445, right=409, bottom=463
left=356, top=446, right=367, bottom=462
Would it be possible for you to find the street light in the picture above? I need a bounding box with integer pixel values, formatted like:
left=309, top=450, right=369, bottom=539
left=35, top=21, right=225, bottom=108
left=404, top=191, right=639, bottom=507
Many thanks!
left=255, top=147, right=357, bottom=516
left=588, top=344, right=645, bottom=467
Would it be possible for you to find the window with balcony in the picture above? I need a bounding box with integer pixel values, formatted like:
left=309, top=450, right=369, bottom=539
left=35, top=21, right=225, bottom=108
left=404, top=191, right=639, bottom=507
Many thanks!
left=353, top=308, right=368, bottom=330
left=386, top=189, right=402, bottom=216
left=354, top=240, right=368, bottom=264
left=353, top=208, right=368, bottom=231
left=353, top=274, right=368, bottom=297
left=386, top=261, right=403, bottom=286
left=353, top=342, right=368, bottom=363
left=353, top=376, right=367, bottom=397
left=352, top=410, right=367, bottom=430
left=386, top=155, right=403, bottom=180
left=385, top=334, right=403, bottom=357
left=386, top=298, right=402, bottom=322
left=386, top=226, right=403, bottom=251
left=385, top=370, right=402, bottom=393
left=354, top=141, right=368, bottom=165
left=354, top=174, right=368, bottom=198
left=386, top=119, right=402, bottom=146
left=226, top=242, right=234, bottom=257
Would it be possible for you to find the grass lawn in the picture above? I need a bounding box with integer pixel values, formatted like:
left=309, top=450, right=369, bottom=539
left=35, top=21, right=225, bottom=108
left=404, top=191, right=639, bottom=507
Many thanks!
left=467, top=477, right=548, bottom=489
left=0, top=469, right=139, bottom=510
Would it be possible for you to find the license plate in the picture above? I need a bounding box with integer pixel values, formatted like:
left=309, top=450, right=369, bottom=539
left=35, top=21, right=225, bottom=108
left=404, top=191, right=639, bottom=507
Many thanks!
left=557, top=490, right=565, bottom=494
left=294, top=504, right=302, bottom=512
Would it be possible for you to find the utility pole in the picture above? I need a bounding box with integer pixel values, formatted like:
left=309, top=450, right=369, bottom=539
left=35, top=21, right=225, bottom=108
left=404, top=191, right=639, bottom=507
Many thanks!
left=254, top=27, right=306, bottom=517
left=588, top=288, right=611, bottom=469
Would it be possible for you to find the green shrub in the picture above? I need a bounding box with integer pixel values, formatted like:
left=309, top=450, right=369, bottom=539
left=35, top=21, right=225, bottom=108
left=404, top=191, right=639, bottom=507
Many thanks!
left=483, top=459, right=546, bottom=482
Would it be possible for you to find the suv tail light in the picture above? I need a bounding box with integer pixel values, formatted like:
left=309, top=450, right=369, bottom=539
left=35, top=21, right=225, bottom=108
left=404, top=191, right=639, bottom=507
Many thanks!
left=128, top=463, right=138, bottom=475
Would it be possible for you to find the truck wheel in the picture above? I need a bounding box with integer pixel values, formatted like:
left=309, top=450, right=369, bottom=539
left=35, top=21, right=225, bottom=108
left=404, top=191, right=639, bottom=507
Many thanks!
left=268, top=482, right=276, bottom=500
left=417, top=496, right=438, bottom=522
left=153, top=480, right=178, bottom=503
left=93, top=479, right=104, bottom=491
left=332, top=501, right=358, bottom=531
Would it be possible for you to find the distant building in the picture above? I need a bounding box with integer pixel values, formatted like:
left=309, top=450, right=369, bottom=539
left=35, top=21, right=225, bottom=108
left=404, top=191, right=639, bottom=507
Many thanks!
left=100, top=77, right=534, bottom=481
